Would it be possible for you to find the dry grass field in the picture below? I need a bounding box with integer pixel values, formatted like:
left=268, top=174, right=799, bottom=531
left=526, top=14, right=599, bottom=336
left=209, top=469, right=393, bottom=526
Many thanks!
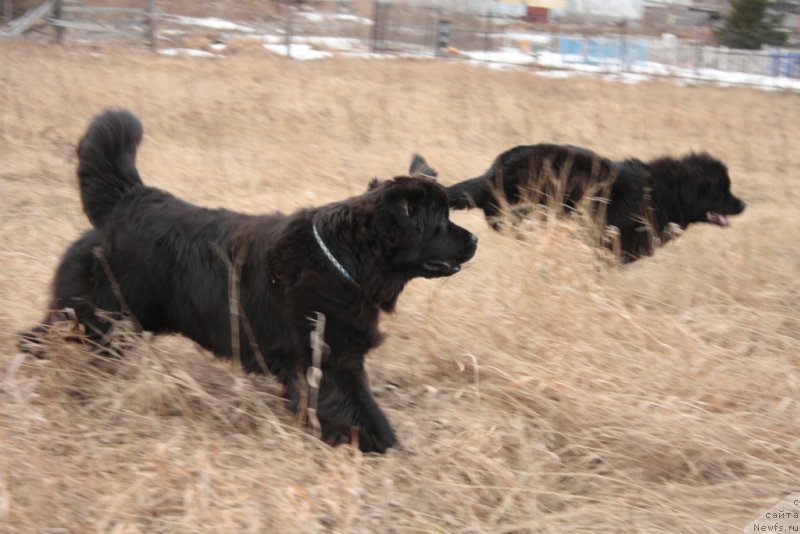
left=0, top=41, right=798, bottom=533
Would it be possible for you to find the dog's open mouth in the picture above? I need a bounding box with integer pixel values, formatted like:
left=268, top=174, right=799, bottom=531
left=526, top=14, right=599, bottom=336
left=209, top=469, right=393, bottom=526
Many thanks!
left=422, top=259, right=460, bottom=275
left=707, top=212, right=731, bottom=226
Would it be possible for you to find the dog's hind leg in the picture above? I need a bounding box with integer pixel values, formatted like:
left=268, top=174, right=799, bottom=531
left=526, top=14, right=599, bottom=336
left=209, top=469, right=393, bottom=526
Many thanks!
left=17, top=319, right=57, bottom=358
left=18, top=303, right=120, bottom=352
left=605, top=225, right=622, bottom=259
left=18, top=231, right=124, bottom=357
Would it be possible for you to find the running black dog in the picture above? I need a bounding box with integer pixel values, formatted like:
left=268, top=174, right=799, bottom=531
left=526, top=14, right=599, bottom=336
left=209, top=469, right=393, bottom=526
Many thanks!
left=20, top=109, right=478, bottom=452
left=411, top=144, right=746, bottom=261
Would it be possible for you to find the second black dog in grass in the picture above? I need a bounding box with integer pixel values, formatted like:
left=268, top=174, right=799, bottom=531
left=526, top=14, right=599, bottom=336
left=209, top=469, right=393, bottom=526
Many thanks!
left=20, top=109, right=478, bottom=452
left=411, top=144, right=746, bottom=262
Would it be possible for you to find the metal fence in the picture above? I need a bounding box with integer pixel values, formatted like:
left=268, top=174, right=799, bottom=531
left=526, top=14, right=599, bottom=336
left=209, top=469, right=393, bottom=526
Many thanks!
left=369, top=1, right=503, bottom=54
left=1, top=0, right=156, bottom=48
left=552, top=34, right=800, bottom=77
left=51, top=0, right=156, bottom=49
left=362, top=2, right=800, bottom=81
left=2, top=0, right=799, bottom=84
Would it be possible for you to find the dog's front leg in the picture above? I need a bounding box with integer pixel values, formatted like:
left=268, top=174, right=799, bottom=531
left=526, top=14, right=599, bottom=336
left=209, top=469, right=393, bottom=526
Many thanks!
left=315, top=364, right=398, bottom=453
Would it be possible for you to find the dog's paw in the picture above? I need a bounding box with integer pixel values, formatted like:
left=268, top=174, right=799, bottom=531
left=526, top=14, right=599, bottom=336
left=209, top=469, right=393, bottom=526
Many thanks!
left=16, top=328, right=49, bottom=359
left=359, top=428, right=398, bottom=454
left=322, top=424, right=398, bottom=453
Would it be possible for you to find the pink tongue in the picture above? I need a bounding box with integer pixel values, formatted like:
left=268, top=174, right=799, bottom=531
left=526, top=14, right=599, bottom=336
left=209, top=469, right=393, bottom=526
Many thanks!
left=711, top=213, right=730, bottom=226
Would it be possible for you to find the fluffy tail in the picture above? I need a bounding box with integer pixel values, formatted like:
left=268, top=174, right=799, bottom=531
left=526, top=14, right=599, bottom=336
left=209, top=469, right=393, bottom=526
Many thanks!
left=409, top=153, right=492, bottom=210
left=445, top=175, right=493, bottom=210
left=77, top=108, right=144, bottom=227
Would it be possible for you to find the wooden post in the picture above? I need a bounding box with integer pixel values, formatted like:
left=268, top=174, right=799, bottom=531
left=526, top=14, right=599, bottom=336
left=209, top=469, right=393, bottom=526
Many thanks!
left=146, top=0, right=156, bottom=50
left=483, top=13, right=492, bottom=54
left=53, top=0, right=65, bottom=44
left=435, top=19, right=450, bottom=55
left=285, top=2, right=294, bottom=59
left=3, top=0, right=11, bottom=25
left=371, top=0, right=388, bottom=54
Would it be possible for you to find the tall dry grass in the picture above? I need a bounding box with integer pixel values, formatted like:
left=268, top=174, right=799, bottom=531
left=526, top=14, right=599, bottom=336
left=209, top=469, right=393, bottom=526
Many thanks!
left=0, top=41, right=798, bottom=532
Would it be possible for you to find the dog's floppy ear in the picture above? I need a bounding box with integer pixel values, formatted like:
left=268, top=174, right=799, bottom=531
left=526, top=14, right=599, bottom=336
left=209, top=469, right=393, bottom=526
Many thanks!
left=382, top=177, right=426, bottom=221
left=396, top=198, right=410, bottom=217
left=409, top=154, right=438, bottom=179
left=387, top=189, right=416, bottom=220
left=369, top=179, right=411, bottom=219
left=370, top=175, right=436, bottom=217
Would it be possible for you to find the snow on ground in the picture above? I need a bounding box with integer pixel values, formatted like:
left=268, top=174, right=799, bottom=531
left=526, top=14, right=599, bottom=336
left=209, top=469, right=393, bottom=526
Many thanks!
left=331, top=14, right=373, bottom=26
left=462, top=47, right=537, bottom=66
left=261, top=34, right=362, bottom=52
left=297, top=10, right=372, bottom=25
left=162, top=15, right=256, bottom=33
left=533, top=70, right=578, bottom=79
left=262, top=43, right=332, bottom=60
left=300, top=12, right=325, bottom=23
left=305, top=36, right=363, bottom=51
left=502, top=32, right=552, bottom=46
left=158, top=48, right=224, bottom=59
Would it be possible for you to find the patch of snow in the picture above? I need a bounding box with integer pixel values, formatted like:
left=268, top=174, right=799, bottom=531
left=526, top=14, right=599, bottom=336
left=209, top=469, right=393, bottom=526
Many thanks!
left=332, top=14, right=373, bottom=26
left=300, top=12, right=325, bottom=23
left=158, top=48, right=224, bottom=59
left=305, top=36, right=362, bottom=51
left=535, top=70, right=578, bottom=79
left=163, top=15, right=255, bottom=33
left=298, top=11, right=373, bottom=25
left=462, top=47, right=536, bottom=66
left=258, top=35, right=362, bottom=52
left=602, top=72, right=649, bottom=84
left=263, top=43, right=332, bottom=60
left=159, top=29, right=185, bottom=36
left=502, top=32, right=552, bottom=45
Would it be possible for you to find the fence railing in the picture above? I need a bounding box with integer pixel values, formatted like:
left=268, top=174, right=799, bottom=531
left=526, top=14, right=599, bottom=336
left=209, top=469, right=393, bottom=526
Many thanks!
left=549, top=34, right=800, bottom=78
left=362, top=2, right=800, bottom=82
left=52, top=0, right=156, bottom=49
left=363, top=14, right=798, bottom=82
left=1, top=0, right=156, bottom=48
left=2, top=0, right=798, bottom=84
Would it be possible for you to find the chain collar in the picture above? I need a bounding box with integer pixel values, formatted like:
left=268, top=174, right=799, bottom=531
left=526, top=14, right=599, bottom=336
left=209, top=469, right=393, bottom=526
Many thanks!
left=312, top=223, right=357, bottom=285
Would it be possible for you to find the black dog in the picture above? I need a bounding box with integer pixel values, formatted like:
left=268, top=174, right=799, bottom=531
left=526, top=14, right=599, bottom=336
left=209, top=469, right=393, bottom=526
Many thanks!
left=20, top=109, right=477, bottom=452
left=411, top=144, right=746, bottom=261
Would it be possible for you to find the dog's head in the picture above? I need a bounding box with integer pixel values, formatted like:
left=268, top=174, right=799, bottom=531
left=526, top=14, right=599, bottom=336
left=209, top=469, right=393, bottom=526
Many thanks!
left=368, top=176, right=477, bottom=279
left=678, top=153, right=746, bottom=227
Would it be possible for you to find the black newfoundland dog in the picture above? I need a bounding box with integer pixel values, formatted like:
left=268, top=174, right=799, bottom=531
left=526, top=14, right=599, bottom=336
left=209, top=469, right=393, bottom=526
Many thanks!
left=411, top=144, right=746, bottom=262
left=20, top=109, right=477, bottom=452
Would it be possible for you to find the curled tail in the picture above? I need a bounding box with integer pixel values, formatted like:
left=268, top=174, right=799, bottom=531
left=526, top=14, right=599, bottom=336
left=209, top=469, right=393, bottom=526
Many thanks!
left=408, top=153, right=492, bottom=210
left=445, top=175, right=493, bottom=210
left=77, top=108, right=144, bottom=227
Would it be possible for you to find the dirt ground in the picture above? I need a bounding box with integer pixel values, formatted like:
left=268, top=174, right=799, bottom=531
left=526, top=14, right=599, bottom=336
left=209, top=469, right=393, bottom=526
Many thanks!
left=0, top=41, right=798, bottom=533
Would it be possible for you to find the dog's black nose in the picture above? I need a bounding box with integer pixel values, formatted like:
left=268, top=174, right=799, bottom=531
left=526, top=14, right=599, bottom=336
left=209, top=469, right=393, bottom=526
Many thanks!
left=470, top=233, right=478, bottom=244
left=737, top=199, right=747, bottom=212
